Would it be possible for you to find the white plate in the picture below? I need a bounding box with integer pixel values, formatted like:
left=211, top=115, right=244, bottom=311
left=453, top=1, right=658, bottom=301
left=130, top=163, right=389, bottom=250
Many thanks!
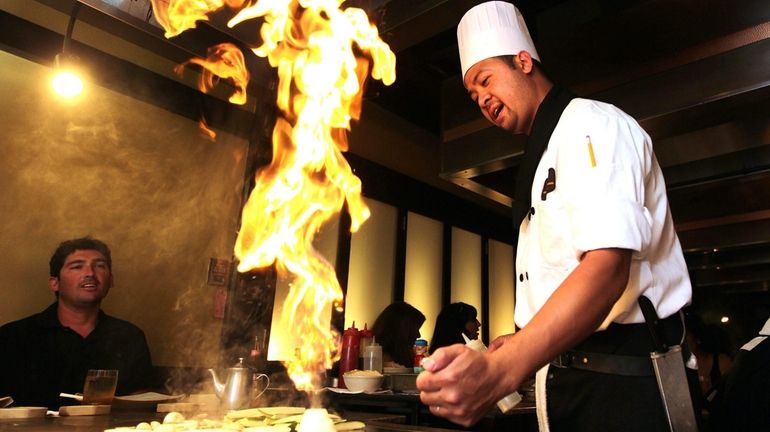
left=325, top=387, right=362, bottom=394
left=113, top=392, right=185, bottom=404
left=383, top=367, right=413, bottom=374
left=0, top=406, right=47, bottom=419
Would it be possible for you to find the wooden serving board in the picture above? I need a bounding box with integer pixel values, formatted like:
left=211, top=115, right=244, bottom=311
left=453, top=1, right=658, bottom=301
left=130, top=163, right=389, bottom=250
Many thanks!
left=0, top=407, right=47, bottom=419
left=59, top=404, right=111, bottom=416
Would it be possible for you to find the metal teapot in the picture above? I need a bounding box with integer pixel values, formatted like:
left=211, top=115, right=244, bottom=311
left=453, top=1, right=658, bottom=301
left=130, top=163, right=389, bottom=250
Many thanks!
left=208, top=357, right=253, bottom=410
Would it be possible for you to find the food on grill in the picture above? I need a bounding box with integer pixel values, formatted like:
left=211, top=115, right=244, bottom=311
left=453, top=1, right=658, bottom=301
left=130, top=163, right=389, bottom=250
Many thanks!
left=103, top=406, right=365, bottom=431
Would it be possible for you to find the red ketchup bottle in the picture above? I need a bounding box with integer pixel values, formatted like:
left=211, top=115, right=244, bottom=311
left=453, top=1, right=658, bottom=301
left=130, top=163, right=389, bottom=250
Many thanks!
left=338, top=322, right=361, bottom=388
left=358, top=323, right=373, bottom=370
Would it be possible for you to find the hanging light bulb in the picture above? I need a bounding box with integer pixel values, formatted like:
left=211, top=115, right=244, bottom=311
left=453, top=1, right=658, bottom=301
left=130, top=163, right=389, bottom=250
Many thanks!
left=52, top=2, right=84, bottom=99
left=52, top=53, right=83, bottom=98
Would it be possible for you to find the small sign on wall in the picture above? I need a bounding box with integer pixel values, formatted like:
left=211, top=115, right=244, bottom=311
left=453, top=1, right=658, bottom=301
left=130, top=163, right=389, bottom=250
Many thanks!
left=207, top=258, right=231, bottom=286
left=213, top=287, right=227, bottom=320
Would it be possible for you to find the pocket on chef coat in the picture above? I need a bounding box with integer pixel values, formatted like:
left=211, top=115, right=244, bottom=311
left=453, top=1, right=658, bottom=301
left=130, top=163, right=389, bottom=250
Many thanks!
left=536, top=190, right=575, bottom=269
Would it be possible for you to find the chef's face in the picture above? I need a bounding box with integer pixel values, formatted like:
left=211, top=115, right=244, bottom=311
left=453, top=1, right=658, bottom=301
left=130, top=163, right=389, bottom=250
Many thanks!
left=463, top=54, right=538, bottom=135
left=49, top=249, right=112, bottom=308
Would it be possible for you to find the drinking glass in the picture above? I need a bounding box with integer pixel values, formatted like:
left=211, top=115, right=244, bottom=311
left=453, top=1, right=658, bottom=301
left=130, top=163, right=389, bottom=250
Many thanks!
left=82, top=369, right=119, bottom=405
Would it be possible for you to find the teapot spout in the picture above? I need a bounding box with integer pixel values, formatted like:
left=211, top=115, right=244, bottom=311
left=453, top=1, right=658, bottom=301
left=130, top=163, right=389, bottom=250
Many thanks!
left=208, top=368, right=225, bottom=398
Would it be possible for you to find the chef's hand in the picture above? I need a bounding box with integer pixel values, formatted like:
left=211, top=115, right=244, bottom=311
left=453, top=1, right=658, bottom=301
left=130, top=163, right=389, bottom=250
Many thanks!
left=488, top=333, right=515, bottom=353
left=416, top=344, right=501, bottom=427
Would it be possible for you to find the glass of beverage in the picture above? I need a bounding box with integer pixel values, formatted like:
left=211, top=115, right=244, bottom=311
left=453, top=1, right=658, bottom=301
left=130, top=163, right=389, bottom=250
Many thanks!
left=82, top=369, right=119, bottom=405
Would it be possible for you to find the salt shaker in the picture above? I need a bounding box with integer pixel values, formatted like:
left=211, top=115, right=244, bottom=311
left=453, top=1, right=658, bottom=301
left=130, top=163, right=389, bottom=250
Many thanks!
left=463, top=334, right=522, bottom=412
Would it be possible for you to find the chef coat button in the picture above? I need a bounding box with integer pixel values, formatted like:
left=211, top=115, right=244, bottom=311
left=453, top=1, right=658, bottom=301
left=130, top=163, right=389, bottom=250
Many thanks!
left=530, top=207, right=535, bottom=216
left=525, top=272, right=529, bottom=280
left=519, top=273, right=524, bottom=282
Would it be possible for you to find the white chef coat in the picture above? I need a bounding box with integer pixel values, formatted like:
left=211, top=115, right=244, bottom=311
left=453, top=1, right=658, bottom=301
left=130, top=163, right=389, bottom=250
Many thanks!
left=514, top=98, right=691, bottom=330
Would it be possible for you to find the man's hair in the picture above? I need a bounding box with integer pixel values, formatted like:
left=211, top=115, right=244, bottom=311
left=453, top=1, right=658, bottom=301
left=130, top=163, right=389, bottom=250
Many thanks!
left=49, top=237, right=112, bottom=278
left=498, top=54, right=516, bottom=69
left=496, top=54, right=549, bottom=82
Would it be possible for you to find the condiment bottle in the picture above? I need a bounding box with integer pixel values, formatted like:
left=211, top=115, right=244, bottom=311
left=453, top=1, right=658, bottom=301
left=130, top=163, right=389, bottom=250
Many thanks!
left=413, top=339, right=429, bottom=373
left=358, top=323, right=373, bottom=369
left=248, top=332, right=266, bottom=371
left=462, top=334, right=522, bottom=412
left=363, top=340, right=383, bottom=373
left=338, top=322, right=360, bottom=388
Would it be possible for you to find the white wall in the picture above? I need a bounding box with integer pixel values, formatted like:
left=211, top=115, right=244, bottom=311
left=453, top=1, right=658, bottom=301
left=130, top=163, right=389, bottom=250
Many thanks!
left=404, top=212, right=443, bottom=343
left=451, top=227, right=483, bottom=338
left=345, top=198, right=397, bottom=331
left=488, top=239, right=515, bottom=340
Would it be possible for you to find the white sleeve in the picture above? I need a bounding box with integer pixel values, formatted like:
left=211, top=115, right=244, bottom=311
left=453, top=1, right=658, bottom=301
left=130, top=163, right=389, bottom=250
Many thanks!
left=556, top=103, right=654, bottom=259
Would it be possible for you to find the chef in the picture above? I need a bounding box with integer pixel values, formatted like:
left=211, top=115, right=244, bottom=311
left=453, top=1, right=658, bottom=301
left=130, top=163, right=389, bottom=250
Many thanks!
left=416, top=2, right=696, bottom=430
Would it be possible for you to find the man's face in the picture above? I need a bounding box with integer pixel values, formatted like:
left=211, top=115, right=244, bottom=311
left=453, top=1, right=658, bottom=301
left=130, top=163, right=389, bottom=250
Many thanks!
left=463, top=56, right=538, bottom=135
left=49, top=249, right=112, bottom=308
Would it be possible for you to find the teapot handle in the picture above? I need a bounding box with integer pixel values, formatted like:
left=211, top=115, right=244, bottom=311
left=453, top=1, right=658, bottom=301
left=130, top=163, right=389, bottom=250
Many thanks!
left=252, top=373, right=270, bottom=401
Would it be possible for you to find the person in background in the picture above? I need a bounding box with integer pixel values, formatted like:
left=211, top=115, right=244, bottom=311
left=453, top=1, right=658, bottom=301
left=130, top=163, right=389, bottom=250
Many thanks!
left=708, top=316, right=770, bottom=431
left=429, top=302, right=481, bottom=354
left=685, top=311, right=733, bottom=400
left=371, top=301, right=426, bottom=369
left=416, top=2, right=695, bottom=430
left=0, top=237, right=154, bottom=409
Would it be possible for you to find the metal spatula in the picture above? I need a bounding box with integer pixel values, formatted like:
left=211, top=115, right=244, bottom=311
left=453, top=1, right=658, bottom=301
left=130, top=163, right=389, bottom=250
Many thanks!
left=638, top=296, right=697, bottom=432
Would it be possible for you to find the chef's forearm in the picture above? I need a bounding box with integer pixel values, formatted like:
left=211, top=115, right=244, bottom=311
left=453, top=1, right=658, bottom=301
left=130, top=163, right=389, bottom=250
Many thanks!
left=490, top=248, right=632, bottom=392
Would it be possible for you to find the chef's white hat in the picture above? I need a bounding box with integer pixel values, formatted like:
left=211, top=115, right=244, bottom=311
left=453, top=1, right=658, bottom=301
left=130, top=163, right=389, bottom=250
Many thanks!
left=457, top=1, right=540, bottom=79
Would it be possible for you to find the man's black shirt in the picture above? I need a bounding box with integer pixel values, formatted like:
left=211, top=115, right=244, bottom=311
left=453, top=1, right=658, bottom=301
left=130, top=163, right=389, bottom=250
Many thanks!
left=0, top=302, right=154, bottom=409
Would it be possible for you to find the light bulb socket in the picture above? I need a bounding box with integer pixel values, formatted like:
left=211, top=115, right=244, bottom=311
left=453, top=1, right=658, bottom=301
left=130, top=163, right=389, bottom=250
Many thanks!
left=54, top=52, right=80, bottom=70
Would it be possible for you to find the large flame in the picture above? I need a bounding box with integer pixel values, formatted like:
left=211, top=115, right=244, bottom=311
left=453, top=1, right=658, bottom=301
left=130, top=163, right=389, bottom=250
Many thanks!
left=152, top=0, right=248, bottom=38
left=175, top=42, right=250, bottom=105
left=150, top=0, right=395, bottom=393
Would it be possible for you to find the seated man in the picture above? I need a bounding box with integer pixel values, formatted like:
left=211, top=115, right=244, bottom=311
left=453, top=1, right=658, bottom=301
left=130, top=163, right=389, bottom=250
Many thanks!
left=0, top=237, right=154, bottom=409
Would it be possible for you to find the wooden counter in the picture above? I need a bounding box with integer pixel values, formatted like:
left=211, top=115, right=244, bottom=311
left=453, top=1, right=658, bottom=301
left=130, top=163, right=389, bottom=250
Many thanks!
left=0, top=386, right=537, bottom=432
left=0, top=410, right=497, bottom=432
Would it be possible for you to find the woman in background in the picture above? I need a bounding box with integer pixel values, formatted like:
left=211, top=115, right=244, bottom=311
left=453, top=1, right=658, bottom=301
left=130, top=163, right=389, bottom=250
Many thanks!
left=371, top=301, right=426, bottom=368
left=685, top=310, right=734, bottom=404
left=429, top=302, right=481, bottom=354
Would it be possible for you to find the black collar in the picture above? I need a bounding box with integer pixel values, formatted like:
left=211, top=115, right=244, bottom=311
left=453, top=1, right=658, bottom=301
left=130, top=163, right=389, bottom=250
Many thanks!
left=37, top=302, right=64, bottom=328
left=512, top=85, right=576, bottom=227
left=35, top=301, right=106, bottom=332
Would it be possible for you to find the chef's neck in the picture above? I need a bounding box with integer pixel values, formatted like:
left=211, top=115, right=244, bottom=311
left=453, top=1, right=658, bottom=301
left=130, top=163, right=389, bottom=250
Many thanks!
left=523, top=74, right=554, bottom=136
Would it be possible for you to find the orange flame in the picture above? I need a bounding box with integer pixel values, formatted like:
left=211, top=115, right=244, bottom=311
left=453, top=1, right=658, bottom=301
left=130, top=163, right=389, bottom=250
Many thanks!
left=198, top=117, right=217, bottom=140
left=150, top=0, right=247, bottom=38
left=150, top=0, right=395, bottom=393
left=174, top=42, right=250, bottom=105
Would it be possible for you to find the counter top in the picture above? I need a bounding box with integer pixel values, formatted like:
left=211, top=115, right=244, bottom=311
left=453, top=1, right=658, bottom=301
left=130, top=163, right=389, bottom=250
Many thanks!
left=0, top=410, right=478, bottom=432
left=0, top=391, right=537, bottom=432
